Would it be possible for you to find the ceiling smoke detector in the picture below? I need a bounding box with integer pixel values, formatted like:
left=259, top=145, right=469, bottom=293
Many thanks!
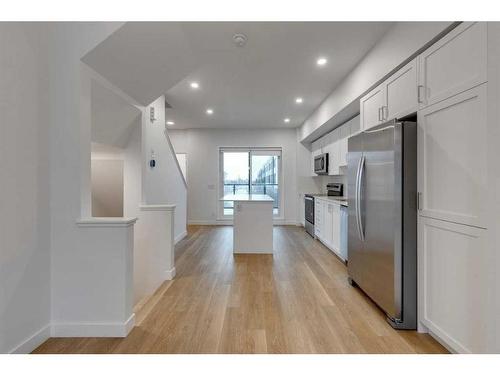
left=233, top=33, right=248, bottom=47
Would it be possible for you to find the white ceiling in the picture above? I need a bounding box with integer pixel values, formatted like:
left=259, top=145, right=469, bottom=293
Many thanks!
left=83, top=22, right=393, bottom=130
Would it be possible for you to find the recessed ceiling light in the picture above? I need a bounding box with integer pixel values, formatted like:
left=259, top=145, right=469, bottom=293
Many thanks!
left=295, top=97, right=303, bottom=104
left=284, top=118, right=290, bottom=123
left=190, top=82, right=200, bottom=89
left=206, top=108, right=214, bottom=115
left=316, top=57, right=328, bottom=66
left=166, top=121, right=175, bottom=125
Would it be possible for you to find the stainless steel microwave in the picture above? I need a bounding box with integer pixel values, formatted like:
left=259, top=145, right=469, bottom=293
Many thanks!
left=314, top=153, right=329, bottom=174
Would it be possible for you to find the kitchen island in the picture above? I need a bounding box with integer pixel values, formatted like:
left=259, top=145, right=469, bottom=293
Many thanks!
left=220, top=194, right=274, bottom=254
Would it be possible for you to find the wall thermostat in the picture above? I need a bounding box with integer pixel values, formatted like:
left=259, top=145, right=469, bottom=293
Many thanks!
left=150, top=149, right=156, bottom=168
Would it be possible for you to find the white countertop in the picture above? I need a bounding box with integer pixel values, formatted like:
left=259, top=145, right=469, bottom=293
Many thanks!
left=309, top=194, right=348, bottom=207
left=220, top=194, right=274, bottom=202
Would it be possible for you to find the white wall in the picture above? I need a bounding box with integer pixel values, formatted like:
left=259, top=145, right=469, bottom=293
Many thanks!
left=91, top=158, right=124, bottom=217
left=142, top=96, right=187, bottom=242
left=47, top=22, right=138, bottom=339
left=0, top=23, right=51, bottom=353
left=169, top=128, right=307, bottom=225
left=124, top=118, right=143, bottom=219
left=485, top=23, right=500, bottom=353
left=299, top=22, right=454, bottom=142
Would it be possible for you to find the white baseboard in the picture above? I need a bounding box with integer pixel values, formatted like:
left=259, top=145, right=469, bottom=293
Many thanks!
left=174, top=230, right=187, bottom=244
left=188, top=220, right=227, bottom=225
left=9, top=324, right=51, bottom=354
left=188, top=220, right=299, bottom=226
left=164, top=267, right=176, bottom=280
left=51, top=313, right=135, bottom=338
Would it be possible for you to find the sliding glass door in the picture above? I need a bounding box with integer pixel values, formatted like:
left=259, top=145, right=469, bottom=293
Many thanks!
left=222, top=151, right=250, bottom=216
left=220, top=148, right=281, bottom=218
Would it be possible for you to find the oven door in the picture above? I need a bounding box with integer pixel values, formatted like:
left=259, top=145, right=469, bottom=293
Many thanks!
left=305, top=196, right=314, bottom=224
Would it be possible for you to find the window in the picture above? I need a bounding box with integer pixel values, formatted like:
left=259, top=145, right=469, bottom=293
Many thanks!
left=220, top=148, right=282, bottom=218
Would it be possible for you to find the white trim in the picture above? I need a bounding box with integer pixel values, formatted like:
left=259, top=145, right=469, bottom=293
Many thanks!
left=174, top=230, right=187, bottom=244
left=423, top=321, right=469, bottom=354
left=140, top=204, right=176, bottom=212
left=51, top=314, right=135, bottom=338
left=164, top=267, right=176, bottom=280
left=8, top=324, right=51, bottom=354
left=429, top=331, right=459, bottom=354
left=76, top=217, right=137, bottom=227
left=164, top=130, right=188, bottom=187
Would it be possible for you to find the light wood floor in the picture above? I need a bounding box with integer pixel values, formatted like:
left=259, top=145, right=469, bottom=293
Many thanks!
left=33, top=225, right=447, bottom=354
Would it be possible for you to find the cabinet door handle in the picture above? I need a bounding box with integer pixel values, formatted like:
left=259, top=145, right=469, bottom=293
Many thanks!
left=378, top=107, right=382, bottom=122
left=382, top=106, right=387, bottom=121
left=417, top=192, right=423, bottom=211
left=417, top=85, right=425, bottom=104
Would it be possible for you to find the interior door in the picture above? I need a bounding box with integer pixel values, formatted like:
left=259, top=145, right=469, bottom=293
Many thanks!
left=357, top=122, right=401, bottom=319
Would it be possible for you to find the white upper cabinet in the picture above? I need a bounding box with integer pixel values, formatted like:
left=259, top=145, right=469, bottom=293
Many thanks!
left=360, top=83, right=385, bottom=130
left=418, top=22, right=487, bottom=108
left=361, top=58, right=418, bottom=131
left=417, top=84, right=488, bottom=229
left=328, top=129, right=340, bottom=175
left=339, top=122, right=351, bottom=167
left=384, top=58, right=418, bottom=120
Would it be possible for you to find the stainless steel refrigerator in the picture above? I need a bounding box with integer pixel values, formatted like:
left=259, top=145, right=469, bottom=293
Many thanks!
left=347, top=119, right=417, bottom=329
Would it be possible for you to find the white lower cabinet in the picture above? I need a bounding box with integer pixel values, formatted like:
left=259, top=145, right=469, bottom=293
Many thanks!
left=323, top=203, right=333, bottom=247
left=331, top=204, right=340, bottom=251
left=315, top=198, right=342, bottom=257
left=418, top=216, right=489, bottom=353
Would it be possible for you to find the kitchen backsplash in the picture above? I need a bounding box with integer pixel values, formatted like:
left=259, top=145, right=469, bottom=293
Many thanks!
left=321, top=174, right=348, bottom=196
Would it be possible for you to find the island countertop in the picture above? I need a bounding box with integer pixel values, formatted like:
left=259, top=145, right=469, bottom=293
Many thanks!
left=220, top=194, right=274, bottom=202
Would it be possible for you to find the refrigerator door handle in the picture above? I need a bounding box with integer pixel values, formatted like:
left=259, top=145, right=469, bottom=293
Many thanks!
left=357, top=155, right=366, bottom=242
left=355, top=156, right=363, bottom=241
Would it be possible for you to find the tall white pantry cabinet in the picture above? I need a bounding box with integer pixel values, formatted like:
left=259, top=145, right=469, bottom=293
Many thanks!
left=416, top=22, right=494, bottom=354
left=358, top=22, right=499, bottom=353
